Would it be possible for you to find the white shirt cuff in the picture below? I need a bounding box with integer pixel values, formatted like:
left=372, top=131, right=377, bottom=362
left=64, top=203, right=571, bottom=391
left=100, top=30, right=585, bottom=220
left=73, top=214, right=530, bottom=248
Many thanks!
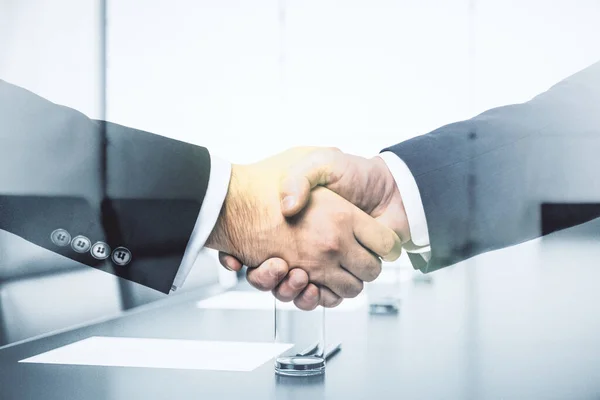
left=377, top=152, right=431, bottom=257
left=171, top=154, right=231, bottom=291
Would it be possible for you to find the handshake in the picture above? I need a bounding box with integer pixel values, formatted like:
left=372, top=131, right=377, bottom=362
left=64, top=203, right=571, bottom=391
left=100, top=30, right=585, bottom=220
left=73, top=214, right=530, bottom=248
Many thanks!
left=205, top=147, right=410, bottom=310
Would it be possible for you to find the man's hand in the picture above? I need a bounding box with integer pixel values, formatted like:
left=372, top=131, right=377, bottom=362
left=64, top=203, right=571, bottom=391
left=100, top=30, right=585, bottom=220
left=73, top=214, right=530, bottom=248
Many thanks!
left=218, top=147, right=411, bottom=310
left=279, top=148, right=409, bottom=238
left=205, top=148, right=402, bottom=309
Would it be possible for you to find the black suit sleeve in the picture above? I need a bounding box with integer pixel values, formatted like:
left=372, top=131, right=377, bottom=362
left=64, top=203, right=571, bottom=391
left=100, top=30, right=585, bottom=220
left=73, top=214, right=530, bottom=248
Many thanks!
left=0, top=80, right=212, bottom=293
left=383, top=61, right=600, bottom=273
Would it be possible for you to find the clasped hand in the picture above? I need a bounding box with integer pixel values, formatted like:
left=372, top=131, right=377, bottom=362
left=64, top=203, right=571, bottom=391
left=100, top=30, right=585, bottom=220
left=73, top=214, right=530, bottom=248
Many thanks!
left=206, top=147, right=409, bottom=310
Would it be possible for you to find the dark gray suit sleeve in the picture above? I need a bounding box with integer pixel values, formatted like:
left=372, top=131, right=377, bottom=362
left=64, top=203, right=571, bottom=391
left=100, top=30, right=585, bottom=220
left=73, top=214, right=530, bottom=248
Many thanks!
left=383, top=61, right=600, bottom=273
left=0, top=80, right=212, bottom=293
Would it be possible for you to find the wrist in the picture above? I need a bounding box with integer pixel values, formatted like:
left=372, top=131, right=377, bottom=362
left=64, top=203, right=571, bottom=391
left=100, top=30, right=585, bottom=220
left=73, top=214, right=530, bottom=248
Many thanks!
left=205, top=164, right=279, bottom=267
left=206, top=164, right=246, bottom=254
left=370, top=156, right=397, bottom=203
left=370, top=156, right=411, bottom=243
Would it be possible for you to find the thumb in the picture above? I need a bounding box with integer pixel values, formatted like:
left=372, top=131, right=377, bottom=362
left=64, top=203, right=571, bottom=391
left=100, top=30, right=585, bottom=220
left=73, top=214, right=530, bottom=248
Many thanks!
left=218, top=252, right=244, bottom=272
left=353, top=208, right=403, bottom=262
left=279, top=149, right=339, bottom=217
left=279, top=175, right=312, bottom=217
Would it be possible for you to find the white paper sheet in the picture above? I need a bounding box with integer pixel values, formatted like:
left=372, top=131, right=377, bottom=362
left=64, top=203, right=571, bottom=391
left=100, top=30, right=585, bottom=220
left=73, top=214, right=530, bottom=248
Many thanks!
left=196, top=290, right=367, bottom=311
left=20, top=336, right=294, bottom=372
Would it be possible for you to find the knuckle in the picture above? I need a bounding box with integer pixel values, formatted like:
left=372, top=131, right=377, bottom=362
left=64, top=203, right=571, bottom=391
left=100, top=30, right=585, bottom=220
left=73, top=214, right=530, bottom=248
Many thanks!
left=274, top=285, right=294, bottom=302
left=342, top=280, right=363, bottom=298
left=268, top=261, right=286, bottom=282
left=274, top=283, right=301, bottom=302
left=294, top=287, right=319, bottom=310
left=304, top=284, right=320, bottom=300
left=333, top=209, right=352, bottom=224
left=251, top=279, right=270, bottom=292
left=319, top=234, right=342, bottom=254
left=288, top=268, right=309, bottom=288
left=248, top=271, right=271, bottom=291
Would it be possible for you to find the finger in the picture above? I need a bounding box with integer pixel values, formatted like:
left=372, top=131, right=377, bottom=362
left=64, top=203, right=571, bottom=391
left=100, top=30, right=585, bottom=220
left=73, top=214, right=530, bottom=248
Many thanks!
left=312, top=262, right=364, bottom=299
left=280, top=175, right=312, bottom=217
left=272, top=268, right=310, bottom=302
left=293, top=283, right=320, bottom=311
left=279, top=149, right=341, bottom=217
left=318, top=286, right=343, bottom=308
left=246, top=258, right=289, bottom=291
left=352, top=207, right=403, bottom=262
left=339, top=242, right=382, bottom=283
left=218, top=252, right=244, bottom=272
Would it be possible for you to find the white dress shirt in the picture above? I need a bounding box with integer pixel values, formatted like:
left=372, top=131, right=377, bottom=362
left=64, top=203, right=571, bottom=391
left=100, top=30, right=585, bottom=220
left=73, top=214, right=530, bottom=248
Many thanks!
left=171, top=155, right=231, bottom=291
left=377, top=152, right=432, bottom=263
left=172, top=151, right=431, bottom=291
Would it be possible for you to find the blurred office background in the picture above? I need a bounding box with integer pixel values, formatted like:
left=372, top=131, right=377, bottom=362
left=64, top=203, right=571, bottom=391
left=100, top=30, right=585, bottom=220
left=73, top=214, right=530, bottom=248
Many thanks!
left=0, top=0, right=599, bottom=347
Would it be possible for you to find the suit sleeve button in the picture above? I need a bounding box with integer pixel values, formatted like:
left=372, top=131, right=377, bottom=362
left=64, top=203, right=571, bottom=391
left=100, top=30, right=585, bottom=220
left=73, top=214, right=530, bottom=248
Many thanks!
left=50, top=229, right=71, bottom=247
left=71, top=235, right=92, bottom=253
left=91, top=242, right=111, bottom=260
left=111, top=247, right=132, bottom=266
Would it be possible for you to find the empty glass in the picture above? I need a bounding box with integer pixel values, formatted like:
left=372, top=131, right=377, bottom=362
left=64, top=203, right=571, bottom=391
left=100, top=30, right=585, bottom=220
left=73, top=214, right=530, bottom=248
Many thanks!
left=274, top=299, right=326, bottom=376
